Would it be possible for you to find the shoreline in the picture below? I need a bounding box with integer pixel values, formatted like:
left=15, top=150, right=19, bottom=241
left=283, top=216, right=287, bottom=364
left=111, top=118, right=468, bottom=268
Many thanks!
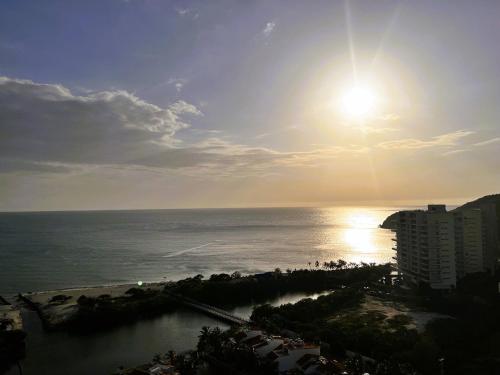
left=4, top=266, right=294, bottom=299
left=17, top=282, right=170, bottom=331
left=19, top=280, right=167, bottom=298
left=5, top=260, right=399, bottom=299
left=15, top=264, right=395, bottom=332
left=2, top=280, right=170, bottom=300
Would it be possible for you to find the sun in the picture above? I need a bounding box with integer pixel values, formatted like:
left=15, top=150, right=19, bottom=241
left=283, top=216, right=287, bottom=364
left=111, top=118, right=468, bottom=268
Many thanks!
left=340, top=85, right=376, bottom=121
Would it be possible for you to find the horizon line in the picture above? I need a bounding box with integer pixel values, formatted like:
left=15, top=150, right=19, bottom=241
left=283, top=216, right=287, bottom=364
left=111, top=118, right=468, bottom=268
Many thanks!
left=0, top=195, right=486, bottom=214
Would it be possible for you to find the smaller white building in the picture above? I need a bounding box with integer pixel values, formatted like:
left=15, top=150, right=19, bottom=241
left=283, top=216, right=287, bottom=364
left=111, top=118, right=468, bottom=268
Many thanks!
left=238, top=329, right=323, bottom=374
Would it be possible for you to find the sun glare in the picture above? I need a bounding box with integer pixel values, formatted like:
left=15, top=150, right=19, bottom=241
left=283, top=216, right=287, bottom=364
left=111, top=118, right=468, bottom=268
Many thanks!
left=340, top=86, right=376, bottom=121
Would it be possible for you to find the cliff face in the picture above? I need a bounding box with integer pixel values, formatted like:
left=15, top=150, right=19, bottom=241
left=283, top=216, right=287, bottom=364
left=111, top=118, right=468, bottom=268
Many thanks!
left=380, top=212, right=399, bottom=230
left=380, top=194, right=500, bottom=231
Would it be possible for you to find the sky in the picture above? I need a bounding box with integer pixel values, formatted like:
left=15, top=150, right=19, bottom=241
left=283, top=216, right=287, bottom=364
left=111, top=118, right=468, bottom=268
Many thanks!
left=1, top=0, right=499, bottom=211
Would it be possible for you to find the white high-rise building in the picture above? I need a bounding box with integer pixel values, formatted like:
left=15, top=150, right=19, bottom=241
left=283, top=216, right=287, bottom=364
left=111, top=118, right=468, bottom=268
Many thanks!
left=394, top=204, right=491, bottom=289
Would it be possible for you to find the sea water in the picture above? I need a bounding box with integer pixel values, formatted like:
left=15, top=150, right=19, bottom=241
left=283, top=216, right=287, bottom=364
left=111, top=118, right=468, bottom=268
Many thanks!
left=0, top=206, right=403, bottom=295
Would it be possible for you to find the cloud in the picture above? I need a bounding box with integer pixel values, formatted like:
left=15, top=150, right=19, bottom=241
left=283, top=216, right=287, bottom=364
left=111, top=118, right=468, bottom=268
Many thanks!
left=377, top=130, right=474, bottom=150
left=167, top=77, right=188, bottom=92
left=0, top=76, right=365, bottom=178
left=0, top=76, right=201, bottom=170
left=262, top=21, right=276, bottom=37
left=360, top=126, right=399, bottom=134
left=473, top=137, right=500, bottom=147
left=176, top=8, right=190, bottom=15
left=168, top=100, right=201, bottom=116
left=442, top=149, right=468, bottom=156
left=441, top=136, right=500, bottom=156
left=0, top=159, right=75, bottom=173
left=254, top=125, right=301, bottom=139
left=377, top=113, right=400, bottom=121
left=175, top=7, right=199, bottom=19
left=136, top=138, right=369, bottom=178
left=0, top=76, right=377, bottom=179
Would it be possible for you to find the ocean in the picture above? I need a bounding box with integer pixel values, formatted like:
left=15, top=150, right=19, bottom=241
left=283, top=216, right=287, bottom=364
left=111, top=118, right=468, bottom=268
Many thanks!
left=0, top=206, right=402, bottom=296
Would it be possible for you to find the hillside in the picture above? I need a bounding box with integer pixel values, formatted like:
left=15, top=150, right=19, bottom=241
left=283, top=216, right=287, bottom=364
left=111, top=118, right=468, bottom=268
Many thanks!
left=380, top=211, right=399, bottom=230
left=453, top=194, right=500, bottom=235
left=452, top=194, right=500, bottom=212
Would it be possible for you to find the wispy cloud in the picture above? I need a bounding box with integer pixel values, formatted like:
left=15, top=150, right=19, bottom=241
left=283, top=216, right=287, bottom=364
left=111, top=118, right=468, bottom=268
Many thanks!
left=175, top=7, right=199, bottom=19
left=167, top=77, right=188, bottom=92
left=254, top=125, right=300, bottom=139
left=473, top=137, right=500, bottom=147
left=360, top=126, right=399, bottom=134
left=377, top=130, right=474, bottom=150
left=262, top=21, right=276, bottom=37
left=377, top=113, right=400, bottom=122
left=442, top=149, right=468, bottom=156
left=442, top=135, right=500, bottom=156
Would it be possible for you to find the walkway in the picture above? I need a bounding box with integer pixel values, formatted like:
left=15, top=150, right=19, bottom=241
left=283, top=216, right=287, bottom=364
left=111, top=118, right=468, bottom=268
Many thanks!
left=166, top=292, right=249, bottom=326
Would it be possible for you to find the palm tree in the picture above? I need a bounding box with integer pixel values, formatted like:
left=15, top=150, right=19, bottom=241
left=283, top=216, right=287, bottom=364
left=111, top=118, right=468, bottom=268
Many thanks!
left=198, top=326, right=211, bottom=352
left=198, top=326, right=226, bottom=357
left=207, top=327, right=225, bottom=356
left=337, top=259, right=347, bottom=270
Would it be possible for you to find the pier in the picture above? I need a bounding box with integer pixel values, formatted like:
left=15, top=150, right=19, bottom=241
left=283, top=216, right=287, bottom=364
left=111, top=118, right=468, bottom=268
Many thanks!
left=166, top=292, right=250, bottom=326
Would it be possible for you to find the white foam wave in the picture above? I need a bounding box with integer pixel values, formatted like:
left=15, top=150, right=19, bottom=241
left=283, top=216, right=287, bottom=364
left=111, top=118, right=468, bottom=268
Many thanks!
left=162, top=242, right=213, bottom=258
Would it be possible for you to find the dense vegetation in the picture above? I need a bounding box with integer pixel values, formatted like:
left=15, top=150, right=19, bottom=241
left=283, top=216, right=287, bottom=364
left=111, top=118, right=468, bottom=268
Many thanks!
left=249, top=271, right=500, bottom=375
left=108, top=263, right=500, bottom=375
left=169, top=262, right=392, bottom=307
left=412, top=272, right=500, bottom=374
left=251, top=288, right=364, bottom=335
left=250, top=288, right=420, bottom=374
left=66, top=288, right=177, bottom=331
left=61, top=261, right=500, bottom=374
left=63, top=261, right=391, bottom=333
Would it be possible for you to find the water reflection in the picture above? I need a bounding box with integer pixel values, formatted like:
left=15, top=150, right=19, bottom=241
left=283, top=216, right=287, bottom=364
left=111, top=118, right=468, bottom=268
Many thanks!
left=316, top=207, right=393, bottom=264
left=343, top=211, right=378, bottom=254
left=343, top=228, right=376, bottom=253
left=229, top=290, right=332, bottom=319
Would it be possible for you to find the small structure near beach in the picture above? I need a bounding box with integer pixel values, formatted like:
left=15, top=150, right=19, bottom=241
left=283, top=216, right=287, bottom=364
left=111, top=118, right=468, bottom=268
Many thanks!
left=236, top=329, right=324, bottom=374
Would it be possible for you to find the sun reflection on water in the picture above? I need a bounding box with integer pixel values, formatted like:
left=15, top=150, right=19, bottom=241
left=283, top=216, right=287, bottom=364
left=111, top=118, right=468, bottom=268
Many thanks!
left=343, top=228, right=376, bottom=253
left=316, top=207, right=391, bottom=264
left=343, top=211, right=378, bottom=254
